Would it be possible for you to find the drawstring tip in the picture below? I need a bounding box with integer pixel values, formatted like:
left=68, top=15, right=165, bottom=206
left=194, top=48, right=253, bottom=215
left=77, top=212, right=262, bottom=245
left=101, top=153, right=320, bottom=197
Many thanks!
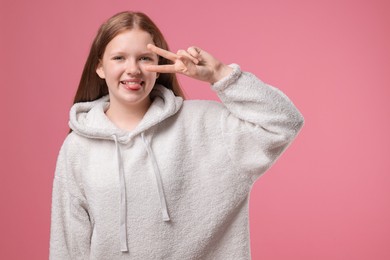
left=162, top=211, right=171, bottom=222
left=120, top=238, right=128, bottom=252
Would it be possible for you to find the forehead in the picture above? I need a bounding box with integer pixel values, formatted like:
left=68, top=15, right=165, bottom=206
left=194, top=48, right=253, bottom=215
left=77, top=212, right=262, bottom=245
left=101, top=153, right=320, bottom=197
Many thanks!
left=105, top=29, right=154, bottom=53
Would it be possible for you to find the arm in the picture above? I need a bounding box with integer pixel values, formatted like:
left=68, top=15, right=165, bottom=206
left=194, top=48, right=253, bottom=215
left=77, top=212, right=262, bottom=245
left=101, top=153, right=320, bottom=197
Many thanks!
left=146, top=45, right=304, bottom=181
left=212, top=64, right=304, bottom=181
left=50, top=136, right=92, bottom=259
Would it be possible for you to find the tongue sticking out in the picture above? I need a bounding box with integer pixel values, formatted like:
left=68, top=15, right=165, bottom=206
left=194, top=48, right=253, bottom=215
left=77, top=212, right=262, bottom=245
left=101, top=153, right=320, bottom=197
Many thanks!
left=121, top=81, right=143, bottom=91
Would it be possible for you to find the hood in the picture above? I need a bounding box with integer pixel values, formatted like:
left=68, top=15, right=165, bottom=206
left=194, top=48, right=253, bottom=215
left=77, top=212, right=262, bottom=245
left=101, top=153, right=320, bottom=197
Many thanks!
left=69, top=84, right=183, bottom=143
left=68, top=84, right=183, bottom=252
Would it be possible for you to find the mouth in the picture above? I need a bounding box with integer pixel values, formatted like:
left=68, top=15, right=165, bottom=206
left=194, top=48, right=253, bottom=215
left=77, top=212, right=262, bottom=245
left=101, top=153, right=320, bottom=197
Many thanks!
left=120, top=79, right=144, bottom=90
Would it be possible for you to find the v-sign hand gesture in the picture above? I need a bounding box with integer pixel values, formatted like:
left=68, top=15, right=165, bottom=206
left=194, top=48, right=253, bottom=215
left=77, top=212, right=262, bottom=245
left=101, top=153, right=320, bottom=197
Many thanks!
left=145, top=44, right=233, bottom=84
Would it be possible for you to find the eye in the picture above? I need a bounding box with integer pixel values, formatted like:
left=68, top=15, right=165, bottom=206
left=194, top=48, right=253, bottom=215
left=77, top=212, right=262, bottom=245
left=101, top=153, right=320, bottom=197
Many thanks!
left=140, top=56, right=153, bottom=61
left=113, top=56, right=124, bottom=61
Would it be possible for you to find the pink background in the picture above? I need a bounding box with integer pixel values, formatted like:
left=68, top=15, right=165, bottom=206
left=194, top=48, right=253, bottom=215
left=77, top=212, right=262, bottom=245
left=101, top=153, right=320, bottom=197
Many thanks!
left=1, top=0, right=389, bottom=259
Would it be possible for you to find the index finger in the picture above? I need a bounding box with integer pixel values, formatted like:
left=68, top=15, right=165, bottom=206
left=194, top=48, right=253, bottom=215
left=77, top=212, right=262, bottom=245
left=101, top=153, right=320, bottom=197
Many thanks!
left=147, top=44, right=178, bottom=61
left=145, top=64, right=176, bottom=73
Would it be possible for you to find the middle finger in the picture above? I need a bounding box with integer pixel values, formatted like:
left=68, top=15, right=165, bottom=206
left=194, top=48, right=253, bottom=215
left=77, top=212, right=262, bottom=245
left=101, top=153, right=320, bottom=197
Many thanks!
left=177, top=49, right=199, bottom=64
left=147, top=44, right=178, bottom=61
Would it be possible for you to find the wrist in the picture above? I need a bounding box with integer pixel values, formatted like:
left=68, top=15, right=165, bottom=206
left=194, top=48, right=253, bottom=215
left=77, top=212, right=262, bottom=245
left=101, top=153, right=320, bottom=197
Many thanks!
left=210, top=63, right=233, bottom=84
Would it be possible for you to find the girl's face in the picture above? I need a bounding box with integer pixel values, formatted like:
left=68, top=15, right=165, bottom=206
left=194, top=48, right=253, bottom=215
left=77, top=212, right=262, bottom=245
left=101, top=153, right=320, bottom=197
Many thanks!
left=96, top=29, right=159, bottom=110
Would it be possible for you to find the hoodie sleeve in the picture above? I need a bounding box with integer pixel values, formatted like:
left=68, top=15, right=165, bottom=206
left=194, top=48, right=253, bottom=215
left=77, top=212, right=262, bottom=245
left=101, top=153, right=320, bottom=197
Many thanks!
left=211, top=64, right=304, bottom=182
left=50, top=135, right=92, bottom=260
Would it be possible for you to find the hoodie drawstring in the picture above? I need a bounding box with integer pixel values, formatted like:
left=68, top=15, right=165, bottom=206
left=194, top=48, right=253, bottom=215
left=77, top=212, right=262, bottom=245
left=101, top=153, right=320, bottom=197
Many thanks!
left=141, top=132, right=171, bottom=222
left=113, top=133, right=171, bottom=253
left=112, top=135, right=129, bottom=252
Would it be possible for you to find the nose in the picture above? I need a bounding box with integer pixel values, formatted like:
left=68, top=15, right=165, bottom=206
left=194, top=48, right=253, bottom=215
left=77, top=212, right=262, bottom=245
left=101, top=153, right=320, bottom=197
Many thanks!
left=126, top=59, right=141, bottom=75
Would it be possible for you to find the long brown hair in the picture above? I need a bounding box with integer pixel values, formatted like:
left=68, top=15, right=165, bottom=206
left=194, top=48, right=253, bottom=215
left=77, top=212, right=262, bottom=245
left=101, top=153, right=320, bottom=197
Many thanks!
left=73, top=11, right=185, bottom=104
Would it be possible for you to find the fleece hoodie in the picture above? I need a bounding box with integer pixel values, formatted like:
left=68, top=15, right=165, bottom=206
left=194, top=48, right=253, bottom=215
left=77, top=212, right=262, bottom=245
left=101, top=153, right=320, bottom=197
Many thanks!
left=50, top=64, right=304, bottom=260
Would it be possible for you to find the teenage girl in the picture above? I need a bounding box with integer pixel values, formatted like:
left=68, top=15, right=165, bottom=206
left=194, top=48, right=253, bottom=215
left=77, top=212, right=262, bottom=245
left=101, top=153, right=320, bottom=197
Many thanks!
left=50, top=11, right=304, bottom=260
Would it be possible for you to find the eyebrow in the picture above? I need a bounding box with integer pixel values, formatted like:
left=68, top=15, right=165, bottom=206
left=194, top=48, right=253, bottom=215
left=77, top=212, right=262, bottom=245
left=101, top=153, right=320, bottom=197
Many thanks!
left=109, top=51, right=157, bottom=57
left=139, top=52, right=157, bottom=56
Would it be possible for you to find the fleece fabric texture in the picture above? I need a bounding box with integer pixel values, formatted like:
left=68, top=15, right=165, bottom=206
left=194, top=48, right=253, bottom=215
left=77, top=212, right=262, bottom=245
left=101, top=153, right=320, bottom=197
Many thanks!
left=50, top=64, right=304, bottom=260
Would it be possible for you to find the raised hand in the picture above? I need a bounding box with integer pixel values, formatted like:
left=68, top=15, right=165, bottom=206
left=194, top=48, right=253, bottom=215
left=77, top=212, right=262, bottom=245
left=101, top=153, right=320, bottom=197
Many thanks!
left=145, top=44, right=232, bottom=84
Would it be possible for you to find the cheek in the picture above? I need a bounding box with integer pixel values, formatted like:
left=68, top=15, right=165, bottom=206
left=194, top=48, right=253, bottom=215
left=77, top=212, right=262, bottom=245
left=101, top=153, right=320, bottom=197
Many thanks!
left=112, top=66, right=125, bottom=77
left=104, top=68, right=124, bottom=88
left=147, top=73, right=158, bottom=84
left=104, top=62, right=124, bottom=75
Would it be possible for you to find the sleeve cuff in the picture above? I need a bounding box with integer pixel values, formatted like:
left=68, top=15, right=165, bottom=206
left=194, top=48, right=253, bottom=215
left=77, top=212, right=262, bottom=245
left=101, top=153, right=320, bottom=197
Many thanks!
left=211, top=64, right=242, bottom=92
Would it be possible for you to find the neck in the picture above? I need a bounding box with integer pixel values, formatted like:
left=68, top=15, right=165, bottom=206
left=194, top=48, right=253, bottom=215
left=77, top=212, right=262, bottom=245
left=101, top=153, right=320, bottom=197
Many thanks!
left=106, top=97, right=152, bottom=132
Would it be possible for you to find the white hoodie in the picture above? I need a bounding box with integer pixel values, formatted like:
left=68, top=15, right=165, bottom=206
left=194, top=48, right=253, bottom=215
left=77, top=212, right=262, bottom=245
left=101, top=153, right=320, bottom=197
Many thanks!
left=50, top=64, right=304, bottom=259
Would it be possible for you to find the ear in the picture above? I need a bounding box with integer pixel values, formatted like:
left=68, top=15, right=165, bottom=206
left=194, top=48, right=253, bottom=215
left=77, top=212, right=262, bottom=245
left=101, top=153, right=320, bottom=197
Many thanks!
left=96, top=60, right=105, bottom=79
left=156, top=72, right=160, bottom=79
